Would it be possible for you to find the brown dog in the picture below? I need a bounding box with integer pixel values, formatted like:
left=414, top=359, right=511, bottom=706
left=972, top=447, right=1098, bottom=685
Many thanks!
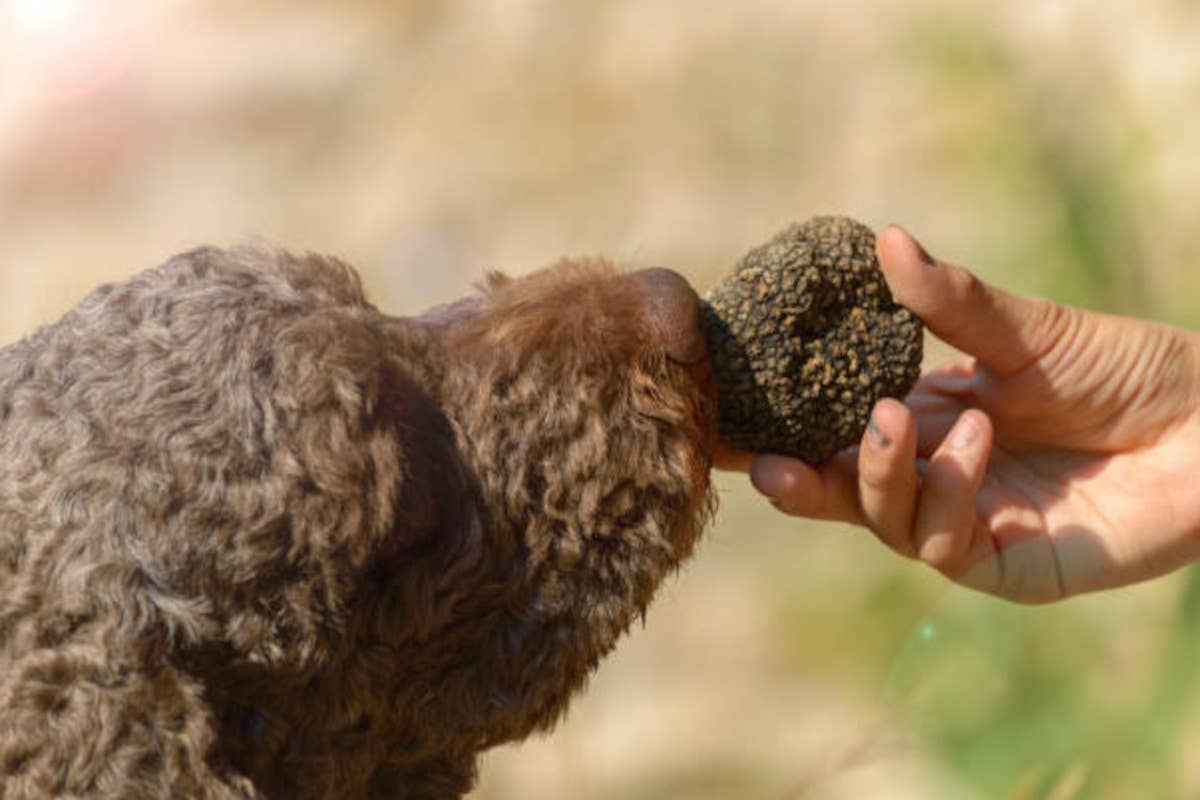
left=0, top=246, right=717, bottom=798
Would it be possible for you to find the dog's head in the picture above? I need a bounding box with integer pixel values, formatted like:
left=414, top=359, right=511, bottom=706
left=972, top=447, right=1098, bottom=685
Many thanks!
left=0, top=245, right=727, bottom=795
left=398, top=258, right=718, bottom=738
left=427, top=259, right=717, bottom=610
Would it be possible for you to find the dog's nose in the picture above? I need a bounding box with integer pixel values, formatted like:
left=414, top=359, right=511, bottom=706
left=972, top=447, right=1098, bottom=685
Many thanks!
left=630, top=267, right=707, bottom=365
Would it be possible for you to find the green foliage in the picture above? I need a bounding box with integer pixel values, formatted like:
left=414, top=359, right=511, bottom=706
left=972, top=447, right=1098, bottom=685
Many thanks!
left=862, top=568, right=1200, bottom=800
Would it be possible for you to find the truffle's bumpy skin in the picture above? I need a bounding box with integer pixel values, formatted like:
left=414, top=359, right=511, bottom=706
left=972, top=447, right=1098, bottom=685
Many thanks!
left=700, top=216, right=924, bottom=462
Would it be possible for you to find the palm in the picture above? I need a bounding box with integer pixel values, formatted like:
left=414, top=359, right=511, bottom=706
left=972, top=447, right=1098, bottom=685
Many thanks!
left=910, top=343, right=1200, bottom=602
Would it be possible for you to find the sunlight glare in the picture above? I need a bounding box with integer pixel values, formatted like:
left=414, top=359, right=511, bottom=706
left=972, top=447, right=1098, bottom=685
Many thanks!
left=6, top=0, right=84, bottom=35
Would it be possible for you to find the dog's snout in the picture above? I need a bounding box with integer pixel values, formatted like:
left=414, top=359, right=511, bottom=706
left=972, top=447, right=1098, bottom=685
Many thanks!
left=631, top=267, right=707, bottom=365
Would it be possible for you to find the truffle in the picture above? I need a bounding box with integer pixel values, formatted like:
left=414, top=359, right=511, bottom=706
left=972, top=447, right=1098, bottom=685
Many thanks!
left=700, top=216, right=923, bottom=462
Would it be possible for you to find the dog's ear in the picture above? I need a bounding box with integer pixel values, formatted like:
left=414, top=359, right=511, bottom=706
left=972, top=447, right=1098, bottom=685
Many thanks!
left=352, top=365, right=493, bottom=652
left=266, top=304, right=471, bottom=547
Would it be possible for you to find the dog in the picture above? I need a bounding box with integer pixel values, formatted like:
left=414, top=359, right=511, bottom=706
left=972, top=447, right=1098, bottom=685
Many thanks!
left=0, top=245, right=717, bottom=798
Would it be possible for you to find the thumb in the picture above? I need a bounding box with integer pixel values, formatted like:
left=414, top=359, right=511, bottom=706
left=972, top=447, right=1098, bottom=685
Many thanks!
left=876, top=226, right=1057, bottom=377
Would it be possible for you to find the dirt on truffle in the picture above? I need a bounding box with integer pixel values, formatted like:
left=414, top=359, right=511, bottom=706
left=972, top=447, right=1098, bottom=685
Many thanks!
left=700, top=216, right=923, bottom=463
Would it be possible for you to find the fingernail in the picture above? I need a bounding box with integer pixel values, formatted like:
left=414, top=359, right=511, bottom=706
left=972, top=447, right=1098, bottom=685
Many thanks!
left=866, top=416, right=890, bottom=448
left=948, top=415, right=980, bottom=451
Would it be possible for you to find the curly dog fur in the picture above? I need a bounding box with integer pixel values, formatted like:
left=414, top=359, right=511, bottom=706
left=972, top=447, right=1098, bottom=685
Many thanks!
left=0, top=246, right=716, bottom=798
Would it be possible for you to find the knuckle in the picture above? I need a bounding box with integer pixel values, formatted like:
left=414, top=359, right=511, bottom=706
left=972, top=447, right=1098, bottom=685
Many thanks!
left=917, top=529, right=970, bottom=575
left=1025, top=296, right=1071, bottom=346
left=919, top=541, right=957, bottom=573
left=927, top=266, right=981, bottom=338
left=857, top=460, right=894, bottom=494
left=873, top=526, right=916, bottom=559
left=1017, top=296, right=1087, bottom=378
left=951, top=264, right=985, bottom=305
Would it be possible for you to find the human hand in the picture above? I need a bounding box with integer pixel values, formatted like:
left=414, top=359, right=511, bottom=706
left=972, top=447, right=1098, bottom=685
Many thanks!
left=722, top=227, right=1200, bottom=603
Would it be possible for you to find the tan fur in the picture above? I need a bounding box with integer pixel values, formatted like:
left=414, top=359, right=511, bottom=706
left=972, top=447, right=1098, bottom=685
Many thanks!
left=0, top=246, right=715, bottom=798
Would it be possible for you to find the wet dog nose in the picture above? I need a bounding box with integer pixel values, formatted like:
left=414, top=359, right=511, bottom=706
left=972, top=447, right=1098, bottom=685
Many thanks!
left=630, top=267, right=707, bottom=364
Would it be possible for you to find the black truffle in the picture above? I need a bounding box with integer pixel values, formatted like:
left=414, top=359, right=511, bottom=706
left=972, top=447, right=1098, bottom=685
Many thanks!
left=700, top=216, right=923, bottom=463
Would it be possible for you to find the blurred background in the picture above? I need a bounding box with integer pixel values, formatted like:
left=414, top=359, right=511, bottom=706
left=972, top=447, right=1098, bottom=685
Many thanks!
left=2, top=0, right=1199, bottom=797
